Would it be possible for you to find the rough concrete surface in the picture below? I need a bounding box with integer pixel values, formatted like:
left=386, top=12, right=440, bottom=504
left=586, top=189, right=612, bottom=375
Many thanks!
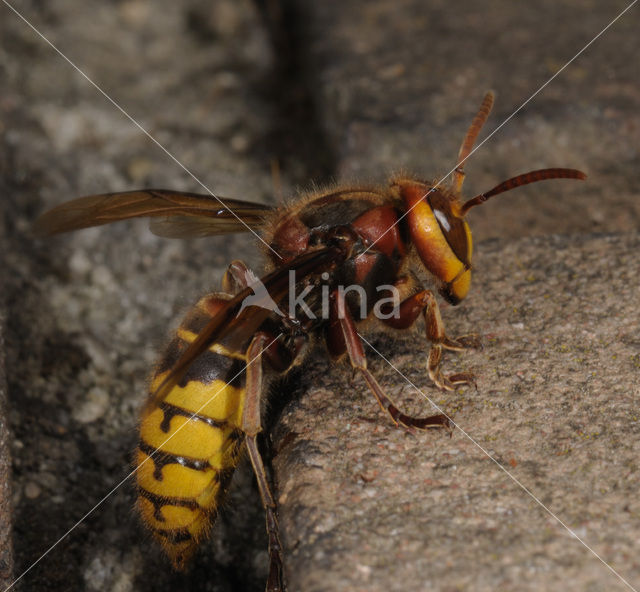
left=0, top=1, right=638, bottom=591
left=0, top=314, right=14, bottom=590
left=2, top=2, right=275, bottom=591
left=275, top=233, right=640, bottom=591
left=1, top=146, right=14, bottom=589
left=298, top=0, right=639, bottom=241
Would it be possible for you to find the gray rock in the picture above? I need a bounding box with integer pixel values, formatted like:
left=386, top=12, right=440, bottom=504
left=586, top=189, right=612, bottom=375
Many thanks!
left=274, top=233, right=640, bottom=592
left=0, top=314, right=14, bottom=592
left=2, top=1, right=272, bottom=591
left=296, top=0, right=639, bottom=241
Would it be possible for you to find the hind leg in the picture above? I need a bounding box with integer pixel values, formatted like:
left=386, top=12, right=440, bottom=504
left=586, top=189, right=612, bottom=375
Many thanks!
left=243, top=332, right=287, bottom=592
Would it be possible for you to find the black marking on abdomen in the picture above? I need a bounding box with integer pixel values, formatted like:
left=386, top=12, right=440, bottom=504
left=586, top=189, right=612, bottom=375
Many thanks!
left=155, top=336, right=246, bottom=388
left=227, top=428, right=246, bottom=458
left=138, top=487, right=202, bottom=522
left=155, top=337, right=188, bottom=376
left=139, top=440, right=210, bottom=481
left=216, top=466, right=236, bottom=493
left=182, top=307, right=213, bottom=335
left=153, top=526, right=193, bottom=543
left=178, top=349, right=246, bottom=388
left=158, top=401, right=229, bottom=433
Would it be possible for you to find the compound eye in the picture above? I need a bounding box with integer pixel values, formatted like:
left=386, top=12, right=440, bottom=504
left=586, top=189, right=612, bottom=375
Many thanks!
left=427, top=190, right=471, bottom=266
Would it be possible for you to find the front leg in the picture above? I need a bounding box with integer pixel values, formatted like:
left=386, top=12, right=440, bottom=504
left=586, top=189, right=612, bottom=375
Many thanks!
left=381, top=287, right=478, bottom=391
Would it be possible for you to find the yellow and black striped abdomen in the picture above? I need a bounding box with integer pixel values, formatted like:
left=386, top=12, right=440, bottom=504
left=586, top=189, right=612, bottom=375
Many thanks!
left=135, top=295, right=247, bottom=569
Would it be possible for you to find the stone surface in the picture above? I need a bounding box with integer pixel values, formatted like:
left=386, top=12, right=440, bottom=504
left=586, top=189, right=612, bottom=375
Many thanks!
left=274, top=233, right=640, bottom=592
left=0, top=98, right=14, bottom=588
left=269, top=4, right=640, bottom=589
left=2, top=1, right=274, bottom=591
left=0, top=315, right=14, bottom=591
left=298, top=0, right=639, bottom=241
left=1, top=1, right=638, bottom=592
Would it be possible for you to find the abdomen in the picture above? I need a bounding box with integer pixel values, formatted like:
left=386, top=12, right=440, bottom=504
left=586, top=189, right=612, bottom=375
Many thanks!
left=135, top=294, right=247, bottom=569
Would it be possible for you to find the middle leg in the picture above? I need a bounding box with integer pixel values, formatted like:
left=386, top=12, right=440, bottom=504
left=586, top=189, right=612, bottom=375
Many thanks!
left=328, top=289, right=451, bottom=432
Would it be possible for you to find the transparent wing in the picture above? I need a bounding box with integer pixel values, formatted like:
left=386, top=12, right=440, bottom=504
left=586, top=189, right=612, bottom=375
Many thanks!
left=148, top=215, right=262, bottom=238
left=33, top=189, right=273, bottom=237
